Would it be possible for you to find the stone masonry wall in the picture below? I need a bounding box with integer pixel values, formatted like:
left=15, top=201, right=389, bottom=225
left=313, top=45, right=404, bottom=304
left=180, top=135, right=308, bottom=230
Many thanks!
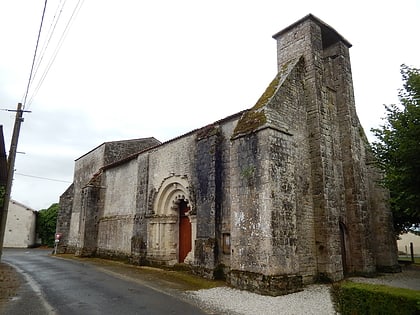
left=265, top=57, right=317, bottom=283
left=76, top=184, right=101, bottom=256
left=146, top=134, right=196, bottom=264
left=327, top=40, right=375, bottom=275
left=365, top=149, right=399, bottom=271
left=228, top=55, right=315, bottom=294
left=229, top=129, right=303, bottom=296
left=148, top=135, right=195, bottom=190
left=273, top=15, right=398, bottom=279
left=218, top=118, right=240, bottom=269
left=230, top=132, right=263, bottom=272
left=67, top=145, right=105, bottom=252
left=56, top=184, right=73, bottom=253
left=63, top=138, right=159, bottom=254
left=274, top=17, right=350, bottom=281
left=131, top=153, right=150, bottom=264
left=192, top=127, right=221, bottom=274
left=96, top=159, right=138, bottom=257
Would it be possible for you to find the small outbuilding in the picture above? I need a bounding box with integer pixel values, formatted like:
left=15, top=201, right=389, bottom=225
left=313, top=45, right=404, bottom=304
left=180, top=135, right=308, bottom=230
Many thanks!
left=3, top=200, right=37, bottom=248
left=398, top=232, right=420, bottom=257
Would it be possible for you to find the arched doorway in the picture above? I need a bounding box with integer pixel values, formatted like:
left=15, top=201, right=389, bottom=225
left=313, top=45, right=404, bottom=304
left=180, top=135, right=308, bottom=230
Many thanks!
left=147, top=175, right=196, bottom=265
left=178, top=200, right=192, bottom=263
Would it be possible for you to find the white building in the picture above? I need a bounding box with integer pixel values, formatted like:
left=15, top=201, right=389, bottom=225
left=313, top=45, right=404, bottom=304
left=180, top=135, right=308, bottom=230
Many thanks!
left=3, top=200, right=37, bottom=248
left=398, top=232, right=420, bottom=256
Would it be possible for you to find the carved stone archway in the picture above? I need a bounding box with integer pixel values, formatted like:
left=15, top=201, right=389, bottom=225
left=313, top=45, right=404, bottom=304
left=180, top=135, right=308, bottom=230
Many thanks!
left=147, top=175, right=196, bottom=265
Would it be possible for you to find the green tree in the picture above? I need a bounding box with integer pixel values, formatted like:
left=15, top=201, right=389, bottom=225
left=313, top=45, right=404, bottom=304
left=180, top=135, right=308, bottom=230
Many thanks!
left=37, top=203, right=59, bottom=247
left=371, top=65, right=420, bottom=234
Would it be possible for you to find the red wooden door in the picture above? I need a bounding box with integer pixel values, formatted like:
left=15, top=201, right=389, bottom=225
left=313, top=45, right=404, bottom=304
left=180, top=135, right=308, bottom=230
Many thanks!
left=179, top=202, right=191, bottom=263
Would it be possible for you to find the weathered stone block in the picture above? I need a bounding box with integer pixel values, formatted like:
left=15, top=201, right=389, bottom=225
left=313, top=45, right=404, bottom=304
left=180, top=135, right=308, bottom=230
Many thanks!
left=229, top=269, right=303, bottom=296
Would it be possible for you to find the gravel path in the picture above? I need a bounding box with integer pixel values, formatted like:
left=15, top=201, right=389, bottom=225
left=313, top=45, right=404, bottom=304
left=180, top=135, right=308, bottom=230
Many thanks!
left=188, top=266, right=420, bottom=315
left=189, top=285, right=337, bottom=315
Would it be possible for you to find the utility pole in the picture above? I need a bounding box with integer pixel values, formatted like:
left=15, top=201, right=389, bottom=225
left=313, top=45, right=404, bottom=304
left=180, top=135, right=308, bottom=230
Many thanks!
left=0, top=103, right=28, bottom=260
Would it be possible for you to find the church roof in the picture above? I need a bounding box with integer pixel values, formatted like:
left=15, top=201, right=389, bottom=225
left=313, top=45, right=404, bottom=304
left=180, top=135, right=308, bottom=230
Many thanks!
left=75, top=137, right=161, bottom=161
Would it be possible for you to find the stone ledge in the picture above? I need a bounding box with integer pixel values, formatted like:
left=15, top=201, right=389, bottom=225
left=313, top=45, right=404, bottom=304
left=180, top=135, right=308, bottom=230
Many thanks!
left=229, top=269, right=303, bottom=296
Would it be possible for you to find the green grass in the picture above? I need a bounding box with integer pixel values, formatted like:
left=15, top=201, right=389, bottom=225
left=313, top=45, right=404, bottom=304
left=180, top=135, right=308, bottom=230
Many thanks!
left=398, top=256, right=420, bottom=264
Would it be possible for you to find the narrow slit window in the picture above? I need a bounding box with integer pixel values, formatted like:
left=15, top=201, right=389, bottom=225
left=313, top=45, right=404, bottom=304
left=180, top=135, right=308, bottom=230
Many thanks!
left=222, top=233, right=231, bottom=254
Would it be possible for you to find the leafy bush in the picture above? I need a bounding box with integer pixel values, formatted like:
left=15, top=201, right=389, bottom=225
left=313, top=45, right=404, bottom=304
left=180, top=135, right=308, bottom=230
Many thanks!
left=332, top=281, right=420, bottom=315
left=36, top=203, right=59, bottom=247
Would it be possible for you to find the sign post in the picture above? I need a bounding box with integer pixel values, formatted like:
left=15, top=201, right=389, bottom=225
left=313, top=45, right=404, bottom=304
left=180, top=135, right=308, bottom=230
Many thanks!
left=54, top=233, right=62, bottom=255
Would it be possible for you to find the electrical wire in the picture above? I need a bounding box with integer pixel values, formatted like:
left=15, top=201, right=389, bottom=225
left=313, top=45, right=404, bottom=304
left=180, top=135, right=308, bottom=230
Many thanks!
left=15, top=172, right=72, bottom=184
left=21, top=0, right=48, bottom=110
left=26, top=0, right=85, bottom=108
left=29, top=0, right=67, bottom=96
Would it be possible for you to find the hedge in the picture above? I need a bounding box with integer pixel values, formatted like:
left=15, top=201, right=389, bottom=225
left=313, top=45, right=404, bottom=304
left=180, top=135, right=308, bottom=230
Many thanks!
left=332, top=281, right=420, bottom=315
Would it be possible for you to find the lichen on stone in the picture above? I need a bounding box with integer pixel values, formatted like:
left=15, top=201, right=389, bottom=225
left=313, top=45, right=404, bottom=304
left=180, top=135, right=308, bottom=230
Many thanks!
left=196, top=124, right=219, bottom=140
left=253, top=76, right=281, bottom=110
left=233, top=110, right=267, bottom=137
left=232, top=58, right=302, bottom=139
left=232, top=75, right=281, bottom=137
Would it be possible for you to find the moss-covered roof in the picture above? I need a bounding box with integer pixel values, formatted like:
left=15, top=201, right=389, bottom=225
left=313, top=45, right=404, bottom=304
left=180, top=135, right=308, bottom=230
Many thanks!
left=232, top=57, right=301, bottom=138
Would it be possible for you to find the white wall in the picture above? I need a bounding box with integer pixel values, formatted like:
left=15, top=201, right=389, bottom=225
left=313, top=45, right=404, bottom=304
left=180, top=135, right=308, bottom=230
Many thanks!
left=96, top=159, right=138, bottom=254
left=4, top=200, right=37, bottom=248
left=398, top=232, right=420, bottom=256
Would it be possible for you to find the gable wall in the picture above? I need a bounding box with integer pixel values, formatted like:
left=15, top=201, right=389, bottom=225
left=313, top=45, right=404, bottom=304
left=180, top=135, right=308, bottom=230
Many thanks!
left=147, top=135, right=196, bottom=190
left=95, top=159, right=138, bottom=255
left=102, top=159, right=138, bottom=217
left=67, top=145, right=105, bottom=251
left=63, top=139, right=160, bottom=254
left=4, top=201, right=36, bottom=248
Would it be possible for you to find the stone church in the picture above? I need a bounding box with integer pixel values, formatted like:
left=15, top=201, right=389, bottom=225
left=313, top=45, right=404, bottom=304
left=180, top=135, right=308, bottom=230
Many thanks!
left=57, top=14, right=399, bottom=296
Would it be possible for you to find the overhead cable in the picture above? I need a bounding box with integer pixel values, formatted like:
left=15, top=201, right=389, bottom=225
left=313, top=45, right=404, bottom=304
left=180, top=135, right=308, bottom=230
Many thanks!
left=29, top=0, right=67, bottom=96
left=26, top=0, right=85, bottom=108
left=15, top=172, right=72, bottom=183
left=21, top=0, right=48, bottom=110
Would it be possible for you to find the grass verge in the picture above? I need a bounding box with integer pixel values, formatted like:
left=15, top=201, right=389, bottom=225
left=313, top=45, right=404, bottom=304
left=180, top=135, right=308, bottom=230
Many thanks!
left=332, top=281, right=420, bottom=315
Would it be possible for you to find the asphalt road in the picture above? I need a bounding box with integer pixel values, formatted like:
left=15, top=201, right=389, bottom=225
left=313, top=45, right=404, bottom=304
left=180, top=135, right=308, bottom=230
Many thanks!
left=2, top=248, right=209, bottom=315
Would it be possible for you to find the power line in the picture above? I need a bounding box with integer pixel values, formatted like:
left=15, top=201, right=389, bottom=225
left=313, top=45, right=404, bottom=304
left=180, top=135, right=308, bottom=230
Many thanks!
left=29, top=0, right=67, bottom=96
left=26, top=0, right=85, bottom=108
left=21, top=0, right=48, bottom=109
left=15, top=172, right=72, bottom=184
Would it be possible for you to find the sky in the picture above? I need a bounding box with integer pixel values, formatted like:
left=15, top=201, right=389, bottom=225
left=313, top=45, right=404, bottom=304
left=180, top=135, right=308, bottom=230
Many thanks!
left=0, top=0, right=419, bottom=210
